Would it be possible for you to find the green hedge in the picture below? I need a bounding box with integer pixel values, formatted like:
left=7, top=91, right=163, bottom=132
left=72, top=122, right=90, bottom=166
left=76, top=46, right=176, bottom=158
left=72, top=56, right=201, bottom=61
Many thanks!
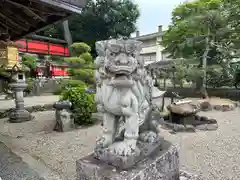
left=60, top=87, right=96, bottom=125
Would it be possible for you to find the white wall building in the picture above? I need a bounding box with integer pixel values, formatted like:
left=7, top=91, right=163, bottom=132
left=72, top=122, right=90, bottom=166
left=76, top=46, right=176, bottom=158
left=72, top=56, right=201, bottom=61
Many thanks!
left=133, top=25, right=169, bottom=65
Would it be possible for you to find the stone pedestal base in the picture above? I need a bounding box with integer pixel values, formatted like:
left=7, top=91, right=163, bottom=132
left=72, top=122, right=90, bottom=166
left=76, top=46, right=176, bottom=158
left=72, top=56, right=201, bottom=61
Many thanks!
left=94, top=136, right=163, bottom=170
left=8, top=82, right=33, bottom=123
left=9, top=109, right=32, bottom=123
left=76, top=141, right=179, bottom=180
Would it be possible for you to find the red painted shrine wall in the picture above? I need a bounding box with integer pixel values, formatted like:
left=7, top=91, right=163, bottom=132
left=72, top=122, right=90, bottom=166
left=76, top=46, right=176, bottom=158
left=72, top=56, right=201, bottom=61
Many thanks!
left=16, top=39, right=69, bottom=56
left=16, top=39, right=70, bottom=78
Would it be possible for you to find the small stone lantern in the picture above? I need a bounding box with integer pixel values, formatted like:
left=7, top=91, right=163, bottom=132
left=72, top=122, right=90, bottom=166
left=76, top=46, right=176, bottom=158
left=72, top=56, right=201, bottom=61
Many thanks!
left=0, top=41, right=32, bottom=123
left=8, top=65, right=32, bottom=123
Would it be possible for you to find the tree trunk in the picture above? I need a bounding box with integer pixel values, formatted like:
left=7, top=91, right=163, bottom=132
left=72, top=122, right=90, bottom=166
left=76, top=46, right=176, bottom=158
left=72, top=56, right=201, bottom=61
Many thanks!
left=202, top=32, right=210, bottom=99
left=62, top=20, right=72, bottom=54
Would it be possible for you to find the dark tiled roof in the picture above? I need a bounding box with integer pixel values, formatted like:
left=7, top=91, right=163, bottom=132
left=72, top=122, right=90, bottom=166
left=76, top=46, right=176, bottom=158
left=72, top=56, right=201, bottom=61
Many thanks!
left=0, top=0, right=88, bottom=41
left=133, top=31, right=166, bottom=41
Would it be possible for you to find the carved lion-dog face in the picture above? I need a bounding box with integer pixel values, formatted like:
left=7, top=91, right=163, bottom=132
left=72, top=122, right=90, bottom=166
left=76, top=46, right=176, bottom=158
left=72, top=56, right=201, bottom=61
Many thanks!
left=95, top=39, right=143, bottom=76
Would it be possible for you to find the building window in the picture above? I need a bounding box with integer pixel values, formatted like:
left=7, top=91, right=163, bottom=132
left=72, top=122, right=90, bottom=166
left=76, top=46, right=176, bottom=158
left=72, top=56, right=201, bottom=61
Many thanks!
left=142, top=53, right=156, bottom=63
left=142, top=39, right=156, bottom=48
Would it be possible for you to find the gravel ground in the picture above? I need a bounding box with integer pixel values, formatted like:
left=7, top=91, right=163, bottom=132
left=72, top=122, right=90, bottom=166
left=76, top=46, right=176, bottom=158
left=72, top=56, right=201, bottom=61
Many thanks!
left=0, top=111, right=55, bottom=138
left=3, top=108, right=239, bottom=180
left=161, top=109, right=240, bottom=180
left=9, top=125, right=102, bottom=180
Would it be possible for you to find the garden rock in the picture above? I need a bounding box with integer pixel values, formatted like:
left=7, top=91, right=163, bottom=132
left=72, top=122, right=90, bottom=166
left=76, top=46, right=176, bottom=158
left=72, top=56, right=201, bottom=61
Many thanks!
left=160, top=100, right=218, bottom=133
left=198, top=100, right=212, bottom=111
left=210, top=98, right=236, bottom=111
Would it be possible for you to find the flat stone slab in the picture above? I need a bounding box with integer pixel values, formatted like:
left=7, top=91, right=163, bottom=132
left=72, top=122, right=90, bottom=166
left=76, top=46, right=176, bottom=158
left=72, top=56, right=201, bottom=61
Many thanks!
left=94, top=136, right=163, bottom=170
left=0, top=142, right=44, bottom=180
left=76, top=140, right=179, bottom=180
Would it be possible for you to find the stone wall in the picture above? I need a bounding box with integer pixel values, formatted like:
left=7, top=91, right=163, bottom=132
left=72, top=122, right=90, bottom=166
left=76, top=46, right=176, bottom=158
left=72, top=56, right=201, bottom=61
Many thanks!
left=29, top=79, right=61, bottom=96
left=165, top=87, right=240, bottom=101
left=0, top=78, right=61, bottom=96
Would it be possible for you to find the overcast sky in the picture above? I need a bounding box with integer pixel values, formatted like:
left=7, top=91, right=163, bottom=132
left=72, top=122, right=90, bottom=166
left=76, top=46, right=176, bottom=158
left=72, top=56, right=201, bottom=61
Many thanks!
left=134, top=0, right=188, bottom=35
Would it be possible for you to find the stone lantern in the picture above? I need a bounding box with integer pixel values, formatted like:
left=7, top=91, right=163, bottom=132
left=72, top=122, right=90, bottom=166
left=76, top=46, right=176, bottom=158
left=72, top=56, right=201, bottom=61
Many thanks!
left=0, top=41, right=32, bottom=123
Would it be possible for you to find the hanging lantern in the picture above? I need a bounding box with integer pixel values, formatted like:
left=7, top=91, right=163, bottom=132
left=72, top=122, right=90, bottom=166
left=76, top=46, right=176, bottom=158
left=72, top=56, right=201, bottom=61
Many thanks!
left=0, top=41, right=22, bottom=69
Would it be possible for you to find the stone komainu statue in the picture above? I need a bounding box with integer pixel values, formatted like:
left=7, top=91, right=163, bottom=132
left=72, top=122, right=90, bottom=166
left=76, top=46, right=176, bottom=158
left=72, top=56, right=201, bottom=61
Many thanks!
left=94, top=39, right=162, bottom=156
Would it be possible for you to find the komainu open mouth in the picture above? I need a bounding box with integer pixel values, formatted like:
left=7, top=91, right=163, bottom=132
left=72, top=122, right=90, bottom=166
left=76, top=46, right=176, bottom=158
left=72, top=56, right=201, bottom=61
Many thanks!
left=109, top=72, right=134, bottom=87
left=113, top=73, right=130, bottom=80
left=107, top=64, right=136, bottom=75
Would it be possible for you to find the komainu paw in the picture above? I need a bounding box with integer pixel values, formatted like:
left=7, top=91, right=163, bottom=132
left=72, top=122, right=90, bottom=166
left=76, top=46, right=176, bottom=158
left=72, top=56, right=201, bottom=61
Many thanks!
left=108, top=140, right=139, bottom=156
left=139, top=131, right=159, bottom=143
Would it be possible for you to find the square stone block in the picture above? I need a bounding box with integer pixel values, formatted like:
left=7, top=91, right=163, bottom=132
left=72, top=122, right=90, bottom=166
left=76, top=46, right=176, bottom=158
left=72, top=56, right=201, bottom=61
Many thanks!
left=76, top=140, right=179, bottom=180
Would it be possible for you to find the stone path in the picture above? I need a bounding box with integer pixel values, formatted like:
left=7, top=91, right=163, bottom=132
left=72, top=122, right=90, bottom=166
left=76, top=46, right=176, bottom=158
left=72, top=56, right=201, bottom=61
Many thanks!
left=0, top=142, right=43, bottom=180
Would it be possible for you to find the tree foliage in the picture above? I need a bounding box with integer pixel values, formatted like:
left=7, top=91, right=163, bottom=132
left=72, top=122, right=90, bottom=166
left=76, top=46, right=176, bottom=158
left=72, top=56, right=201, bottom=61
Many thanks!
left=162, top=0, right=227, bottom=61
left=163, top=0, right=240, bottom=62
left=22, top=54, right=37, bottom=78
left=161, top=0, right=240, bottom=90
left=63, top=42, right=95, bottom=88
left=22, top=54, right=37, bottom=71
left=37, top=0, right=140, bottom=55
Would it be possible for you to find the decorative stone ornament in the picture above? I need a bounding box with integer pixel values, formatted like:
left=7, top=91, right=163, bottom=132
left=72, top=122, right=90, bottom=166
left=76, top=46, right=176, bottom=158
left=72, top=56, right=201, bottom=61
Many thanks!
left=76, top=39, right=201, bottom=180
left=53, top=100, right=74, bottom=132
left=93, top=38, right=166, bottom=168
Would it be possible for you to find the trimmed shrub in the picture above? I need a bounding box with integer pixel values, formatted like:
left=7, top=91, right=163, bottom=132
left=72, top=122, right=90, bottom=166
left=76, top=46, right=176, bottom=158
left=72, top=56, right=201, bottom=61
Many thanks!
left=79, top=52, right=93, bottom=64
left=61, top=79, right=86, bottom=89
left=70, top=42, right=91, bottom=56
left=64, top=57, right=86, bottom=67
left=71, top=69, right=94, bottom=84
left=54, top=79, right=86, bottom=95
left=60, top=87, right=96, bottom=125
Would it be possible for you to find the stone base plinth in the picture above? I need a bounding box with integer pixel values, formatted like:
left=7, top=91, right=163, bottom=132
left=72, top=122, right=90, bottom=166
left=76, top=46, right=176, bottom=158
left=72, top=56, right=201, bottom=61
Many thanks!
left=9, top=109, right=32, bottom=123
left=76, top=141, right=179, bottom=180
left=94, top=136, right=163, bottom=170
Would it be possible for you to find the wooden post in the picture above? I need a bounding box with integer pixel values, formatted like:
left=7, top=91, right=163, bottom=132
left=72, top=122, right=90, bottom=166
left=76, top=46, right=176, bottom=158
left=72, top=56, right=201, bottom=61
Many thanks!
left=171, top=70, right=175, bottom=103
left=162, top=71, right=167, bottom=111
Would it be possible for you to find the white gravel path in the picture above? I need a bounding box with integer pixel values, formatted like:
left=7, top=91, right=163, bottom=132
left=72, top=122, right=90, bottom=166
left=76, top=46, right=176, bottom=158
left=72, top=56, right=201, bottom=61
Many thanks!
left=1, top=108, right=240, bottom=180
